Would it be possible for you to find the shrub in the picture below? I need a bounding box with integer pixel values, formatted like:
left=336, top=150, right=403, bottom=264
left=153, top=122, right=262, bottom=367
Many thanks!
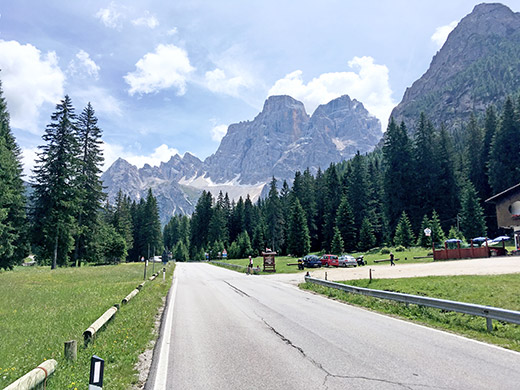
left=395, top=245, right=406, bottom=252
left=380, top=247, right=390, bottom=254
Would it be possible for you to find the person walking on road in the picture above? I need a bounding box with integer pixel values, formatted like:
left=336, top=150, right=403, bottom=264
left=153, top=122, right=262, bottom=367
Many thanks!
left=390, top=252, right=395, bottom=266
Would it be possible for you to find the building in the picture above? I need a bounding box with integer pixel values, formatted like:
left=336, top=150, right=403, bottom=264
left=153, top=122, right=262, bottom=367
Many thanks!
left=485, top=183, right=520, bottom=250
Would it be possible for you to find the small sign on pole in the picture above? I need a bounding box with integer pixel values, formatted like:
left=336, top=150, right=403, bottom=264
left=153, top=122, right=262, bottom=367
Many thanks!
left=89, top=355, right=104, bottom=390
left=424, top=228, right=432, bottom=237
left=222, top=250, right=227, bottom=258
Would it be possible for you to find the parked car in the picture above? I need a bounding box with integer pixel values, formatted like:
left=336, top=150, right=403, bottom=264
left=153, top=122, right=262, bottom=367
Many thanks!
left=338, top=255, right=357, bottom=267
left=320, top=254, right=338, bottom=267
left=302, top=255, right=321, bottom=268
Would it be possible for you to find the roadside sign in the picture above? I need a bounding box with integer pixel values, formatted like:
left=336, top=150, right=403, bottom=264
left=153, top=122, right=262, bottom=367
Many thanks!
left=222, top=250, right=227, bottom=258
left=424, top=228, right=432, bottom=237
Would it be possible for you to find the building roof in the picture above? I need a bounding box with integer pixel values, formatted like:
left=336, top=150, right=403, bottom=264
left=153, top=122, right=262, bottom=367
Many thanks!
left=485, top=182, right=520, bottom=204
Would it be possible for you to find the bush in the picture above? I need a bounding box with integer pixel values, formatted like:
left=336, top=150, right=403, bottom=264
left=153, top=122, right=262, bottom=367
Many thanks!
left=380, top=247, right=390, bottom=254
left=395, top=245, right=406, bottom=252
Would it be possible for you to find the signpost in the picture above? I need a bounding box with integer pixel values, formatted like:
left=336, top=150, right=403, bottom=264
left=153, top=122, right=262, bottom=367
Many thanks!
left=89, top=355, right=104, bottom=390
left=222, top=249, right=227, bottom=259
left=424, top=228, right=432, bottom=237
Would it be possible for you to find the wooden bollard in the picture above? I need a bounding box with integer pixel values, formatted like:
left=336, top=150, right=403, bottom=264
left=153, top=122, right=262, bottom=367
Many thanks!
left=122, top=289, right=139, bottom=304
left=137, top=281, right=146, bottom=290
left=64, top=340, right=77, bottom=361
left=83, top=306, right=118, bottom=346
left=4, top=359, right=57, bottom=390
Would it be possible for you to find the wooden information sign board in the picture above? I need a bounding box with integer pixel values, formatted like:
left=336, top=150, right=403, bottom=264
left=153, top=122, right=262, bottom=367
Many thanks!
left=262, top=251, right=277, bottom=272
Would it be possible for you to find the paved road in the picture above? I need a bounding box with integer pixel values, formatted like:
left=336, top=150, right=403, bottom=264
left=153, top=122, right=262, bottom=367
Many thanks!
left=147, top=262, right=520, bottom=390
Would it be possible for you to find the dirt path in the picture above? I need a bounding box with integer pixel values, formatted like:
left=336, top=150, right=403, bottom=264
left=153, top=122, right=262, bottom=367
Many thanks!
left=263, top=256, right=520, bottom=285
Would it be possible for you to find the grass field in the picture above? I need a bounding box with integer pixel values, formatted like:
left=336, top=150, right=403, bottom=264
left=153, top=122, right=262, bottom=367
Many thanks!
left=0, top=262, right=173, bottom=389
left=301, top=273, right=520, bottom=351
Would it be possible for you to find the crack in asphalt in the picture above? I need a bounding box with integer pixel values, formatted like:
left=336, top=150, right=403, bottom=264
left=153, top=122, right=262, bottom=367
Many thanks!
left=262, top=319, right=451, bottom=390
left=224, top=281, right=250, bottom=297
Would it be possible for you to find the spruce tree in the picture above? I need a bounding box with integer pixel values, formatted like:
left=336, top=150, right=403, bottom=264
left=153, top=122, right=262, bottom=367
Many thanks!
left=394, top=211, right=415, bottom=247
left=287, top=198, right=310, bottom=257
left=143, top=188, right=163, bottom=256
left=459, top=182, right=487, bottom=240
left=330, top=226, right=344, bottom=255
left=358, top=217, right=376, bottom=252
left=73, top=103, right=106, bottom=265
left=190, top=191, right=213, bottom=254
left=383, top=119, right=415, bottom=232
left=113, top=190, right=134, bottom=255
left=416, top=214, right=432, bottom=248
left=488, top=97, right=520, bottom=193
left=322, top=164, right=341, bottom=250
left=32, top=95, right=80, bottom=268
left=430, top=210, right=446, bottom=246
left=348, top=152, right=368, bottom=229
left=265, top=177, right=284, bottom=252
left=0, top=79, right=28, bottom=269
left=335, top=194, right=357, bottom=252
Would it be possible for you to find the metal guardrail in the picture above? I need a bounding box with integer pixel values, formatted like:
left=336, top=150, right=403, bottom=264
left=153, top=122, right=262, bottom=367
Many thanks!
left=305, top=276, right=520, bottom=331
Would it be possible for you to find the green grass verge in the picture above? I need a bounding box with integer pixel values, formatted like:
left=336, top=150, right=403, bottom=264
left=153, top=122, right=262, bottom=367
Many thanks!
left=300, top=273, right=520, bottom=351
left=0, top=262, right=174, bottom=389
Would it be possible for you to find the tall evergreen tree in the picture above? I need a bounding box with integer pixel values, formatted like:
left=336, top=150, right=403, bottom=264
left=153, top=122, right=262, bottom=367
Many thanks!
left=358, top=217, right=376, bottom=252
left=265, top=177, right=284, bottom=252
left=348, top=152, right=368, bottom=230
left=73, top=103, right=106, bottom=265
left=394, top=211, right=415, bottom=247
left=0, top=79, right=28, bottom=269
left=416, top=214, right=432, bottom=248
left=322, top=164, right=341, bottom=250
left=459, top=182, right=487, bottom=240
left=335, top=194, right=357, bottom=252
left=32, top=96, right=80, bottom=268
left=112, top=190, right=133, bottom=256
left=430, top=210, right=446, bottom=246
left=488, top=97, right=520, bottom=193
left=143, top=188, right=163, bottom=256
left=330, top=227, right=344, bottom=255
left=287, top=198, right=310, bottom=257
left=190, top=191, right=213, bottom=254
left=383, top=119, right=415, bottom=232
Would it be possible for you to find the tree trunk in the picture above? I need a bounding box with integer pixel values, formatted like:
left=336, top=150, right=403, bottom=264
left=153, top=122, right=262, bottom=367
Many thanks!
left=52, top=227, right=58, bottom=270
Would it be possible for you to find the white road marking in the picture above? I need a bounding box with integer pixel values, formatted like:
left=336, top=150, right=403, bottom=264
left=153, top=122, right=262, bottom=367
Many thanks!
left=153, top=273, right=178, bottom=390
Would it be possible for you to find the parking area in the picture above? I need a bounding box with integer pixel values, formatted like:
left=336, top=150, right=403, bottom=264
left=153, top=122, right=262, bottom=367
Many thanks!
left=263, top=255, right=520, bottom=285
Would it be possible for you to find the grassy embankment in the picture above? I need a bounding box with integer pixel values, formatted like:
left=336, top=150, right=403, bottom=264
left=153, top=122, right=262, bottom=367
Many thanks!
left=301, top=273, right=520, bottom=351
left=0, top=262, right=173, bottom=389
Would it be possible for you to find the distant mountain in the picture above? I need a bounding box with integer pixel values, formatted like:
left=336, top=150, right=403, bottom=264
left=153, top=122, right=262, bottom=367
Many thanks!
left=102, top=94, right=382, bottom=222
left=391, top=3, right=520, bottom=132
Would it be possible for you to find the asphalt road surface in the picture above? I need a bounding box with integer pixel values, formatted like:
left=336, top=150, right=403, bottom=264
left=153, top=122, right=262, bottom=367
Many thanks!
left=146, top=262, right=520, bottom=390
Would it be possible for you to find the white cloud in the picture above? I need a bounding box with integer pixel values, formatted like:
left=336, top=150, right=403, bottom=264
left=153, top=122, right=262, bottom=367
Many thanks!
left=132, top=11, right=159, bottom=29
left=95, top=2, right=124, bottom=30
left=74, top=86, right=123, bottom=117
left=102, top=142, right=179, bottom=171
left=268, top=56, right=395, bottom=131
left=21, top=146, right=39, bottom=179
left=166, top=27, right=178, bottom=36
left=431, top=21, right=458, bottom=48
left=0, top=40, right=65, bottom=133
left=205, top=68, right=253, bottom=98
left=68, top=50, right=100, bottom=79
left=124, top=44, right=195, bottom=96
left=211, top=124, right=228, bottom=142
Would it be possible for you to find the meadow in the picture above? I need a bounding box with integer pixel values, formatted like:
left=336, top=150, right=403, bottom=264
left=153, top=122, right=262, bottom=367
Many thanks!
left=0, top=262, right=173, bottom=389
left=301, top=273, right=520, bottom=351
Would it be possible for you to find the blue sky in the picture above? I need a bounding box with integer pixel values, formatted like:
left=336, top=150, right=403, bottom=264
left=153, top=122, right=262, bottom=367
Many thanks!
left=1, top=1, right=518, bottom=176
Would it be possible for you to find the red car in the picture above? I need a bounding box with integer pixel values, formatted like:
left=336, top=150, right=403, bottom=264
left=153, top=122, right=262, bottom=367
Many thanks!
left=319, top=254, right=338, bottom=267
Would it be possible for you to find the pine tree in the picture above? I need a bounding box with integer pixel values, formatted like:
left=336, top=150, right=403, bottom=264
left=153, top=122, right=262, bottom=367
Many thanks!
left=251, top=218, right=266, bottom=255
left=488, top=97, right=520, bottom=193
left=347, top=152, right=368, bottom=229
left=335, top=194, right=357, bottom=252
left=330, top=227, right=344, bottom=255
left=190, top=191, right=213, bottom=254
left=113, top=190, right=134, bottom=255
left=0, top=79, right=28, bottom=269
left=32, top=95, right=81, bottom=268
left=459, top=182, right=487, bottom=240
left=287, top=198, right=310, bottom=257
left=143, top=188, right=163, bottom=256
left=265, top=177, right=284, bottom=252
left=416, top=214, right=432, bottom=248
left=430, top=210, right=446, bottom=246
left=322, top=164, right=341, bottom=250
left=394, top=211, right=415, bottom=247
left=73, top=103, right=106, bottom=265
left=383, top=119, right=415, bottom=232
left=358, top=217, right=376, bottom=252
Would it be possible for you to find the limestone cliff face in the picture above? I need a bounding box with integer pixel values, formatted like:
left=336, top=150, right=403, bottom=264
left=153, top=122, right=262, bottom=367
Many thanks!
left=391, top=3, right=520, bottom=132
left=102, top=94, right=382, bottom=220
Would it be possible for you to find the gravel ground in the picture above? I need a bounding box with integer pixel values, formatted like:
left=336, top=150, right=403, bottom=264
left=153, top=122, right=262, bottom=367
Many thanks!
left=262, top=255, right=520, bottom=285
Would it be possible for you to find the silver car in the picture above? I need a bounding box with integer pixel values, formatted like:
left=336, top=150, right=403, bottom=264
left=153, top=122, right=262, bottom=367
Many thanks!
left=338, top=255, right=357, bottom=267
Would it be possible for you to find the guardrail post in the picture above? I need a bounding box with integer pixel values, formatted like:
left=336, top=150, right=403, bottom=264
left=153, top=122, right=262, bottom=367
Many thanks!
left=89, top=355, right=104, bottom=390
left=486, top=317, right=493, bottom=332
left=325, top=272, right=327, bottom=281
left=64, top=340, right=77, bottom=361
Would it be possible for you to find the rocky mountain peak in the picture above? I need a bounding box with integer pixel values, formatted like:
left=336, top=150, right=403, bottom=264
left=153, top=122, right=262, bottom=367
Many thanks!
left=390, top=2, right=520, bottom=133
left=261, top=95, right=308, bottom=116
